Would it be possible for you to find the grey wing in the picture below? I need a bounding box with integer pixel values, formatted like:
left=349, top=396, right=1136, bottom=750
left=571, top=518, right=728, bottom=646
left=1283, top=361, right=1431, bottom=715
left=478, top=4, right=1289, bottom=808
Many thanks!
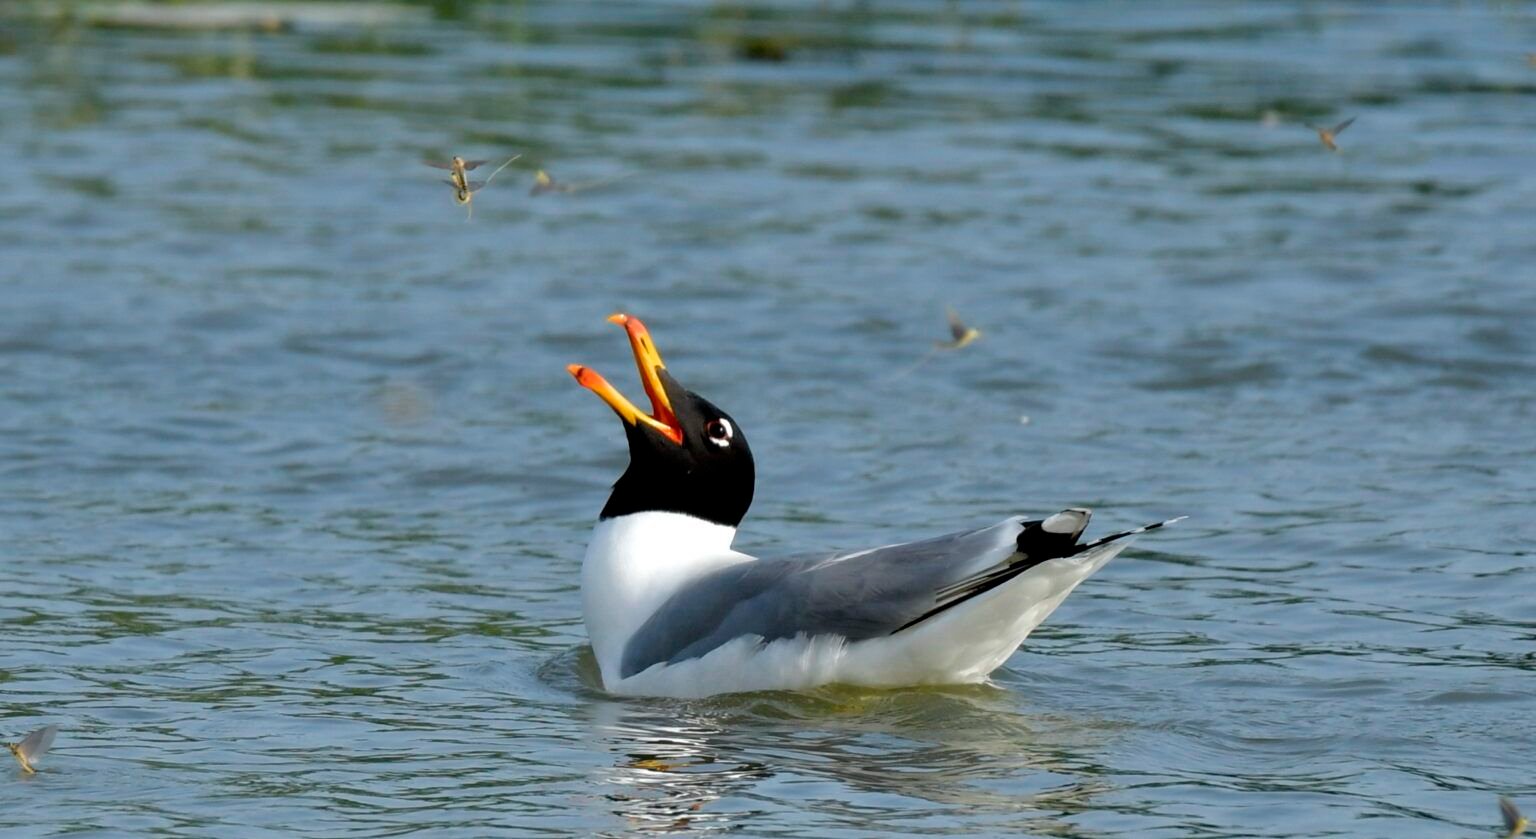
left=424, top=160, right=455, bottom=170
left=619, top=518, right=1029, bottom=679
left=18, top=725, right=56, bottom=761
left=1331, top=116, right=1356, bottom=136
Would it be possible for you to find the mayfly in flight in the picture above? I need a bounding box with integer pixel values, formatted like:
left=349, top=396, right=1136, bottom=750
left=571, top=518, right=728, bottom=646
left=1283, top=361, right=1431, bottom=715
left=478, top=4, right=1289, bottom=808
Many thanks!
left=529, top=168, right=634, bottom=197
left=424, top=154, right=520, bottom=220
left=937, top=306, right=982, bottom=350
left=6, top=725, right=57, bottom=774
left=888, top=306, right=985, bottom=381
left=1305, top=116, right=1356, bottom=152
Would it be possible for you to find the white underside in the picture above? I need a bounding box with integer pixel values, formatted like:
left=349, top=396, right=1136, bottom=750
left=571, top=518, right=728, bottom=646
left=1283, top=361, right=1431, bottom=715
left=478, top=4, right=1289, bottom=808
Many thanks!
left=585, top=512, right=1129, bottom=699
left=582, top=513, right=752, bottom=687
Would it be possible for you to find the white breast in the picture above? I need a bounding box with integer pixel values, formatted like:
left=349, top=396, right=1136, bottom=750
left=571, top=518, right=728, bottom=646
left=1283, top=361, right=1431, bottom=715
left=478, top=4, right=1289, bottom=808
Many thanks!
left=581, top=511, right=754, bottom=687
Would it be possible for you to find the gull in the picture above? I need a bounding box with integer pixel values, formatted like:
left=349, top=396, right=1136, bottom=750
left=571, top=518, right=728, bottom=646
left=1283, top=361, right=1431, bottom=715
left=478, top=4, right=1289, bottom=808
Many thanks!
left=566, top=314, right=1180, bottom=697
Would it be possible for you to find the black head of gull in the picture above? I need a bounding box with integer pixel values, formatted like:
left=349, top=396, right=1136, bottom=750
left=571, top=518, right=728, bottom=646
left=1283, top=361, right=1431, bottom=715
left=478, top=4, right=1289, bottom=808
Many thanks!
left=567, top=314, right=755, bottom=529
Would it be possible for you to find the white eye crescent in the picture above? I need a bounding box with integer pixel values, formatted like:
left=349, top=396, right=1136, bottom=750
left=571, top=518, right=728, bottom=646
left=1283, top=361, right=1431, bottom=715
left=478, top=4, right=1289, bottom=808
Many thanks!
left=705, top=418, right=733, bottom=447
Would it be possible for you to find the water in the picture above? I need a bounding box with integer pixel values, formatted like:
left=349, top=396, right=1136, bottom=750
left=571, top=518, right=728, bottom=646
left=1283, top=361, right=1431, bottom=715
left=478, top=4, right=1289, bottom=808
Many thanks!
left=2, top=1, right=1534, bottom=835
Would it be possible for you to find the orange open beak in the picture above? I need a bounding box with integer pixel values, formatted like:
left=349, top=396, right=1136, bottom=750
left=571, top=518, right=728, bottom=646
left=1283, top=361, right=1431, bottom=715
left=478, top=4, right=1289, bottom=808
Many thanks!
left=567, top=313, right=683, bottom=445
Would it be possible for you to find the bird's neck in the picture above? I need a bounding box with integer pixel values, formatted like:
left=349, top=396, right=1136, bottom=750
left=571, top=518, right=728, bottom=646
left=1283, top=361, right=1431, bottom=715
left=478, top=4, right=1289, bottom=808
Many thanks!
left=581, top=512, right=748, bottom=683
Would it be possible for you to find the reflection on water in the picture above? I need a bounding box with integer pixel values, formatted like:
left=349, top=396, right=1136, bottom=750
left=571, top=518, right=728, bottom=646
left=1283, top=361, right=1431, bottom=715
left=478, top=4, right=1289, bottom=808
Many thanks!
left=2, top=0, right=1535, bottom=836
left=586, top=679, right=1117, bottom=836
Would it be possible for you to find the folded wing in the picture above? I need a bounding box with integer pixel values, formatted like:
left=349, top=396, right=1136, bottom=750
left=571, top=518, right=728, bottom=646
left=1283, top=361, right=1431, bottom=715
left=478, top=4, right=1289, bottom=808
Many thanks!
left=619, top=511, right=1174, bottom=679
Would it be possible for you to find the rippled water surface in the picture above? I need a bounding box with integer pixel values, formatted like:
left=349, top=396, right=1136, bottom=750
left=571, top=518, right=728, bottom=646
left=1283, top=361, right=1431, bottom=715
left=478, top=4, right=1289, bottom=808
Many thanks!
left=2, top=1, right=1534, bottom=835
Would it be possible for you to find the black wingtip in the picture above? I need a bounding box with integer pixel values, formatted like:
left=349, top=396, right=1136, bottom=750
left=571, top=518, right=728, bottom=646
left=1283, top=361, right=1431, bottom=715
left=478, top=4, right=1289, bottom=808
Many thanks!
left=894, top=513, right=1182, bottom=636
left=1072, top=515, right=1187, bottom=554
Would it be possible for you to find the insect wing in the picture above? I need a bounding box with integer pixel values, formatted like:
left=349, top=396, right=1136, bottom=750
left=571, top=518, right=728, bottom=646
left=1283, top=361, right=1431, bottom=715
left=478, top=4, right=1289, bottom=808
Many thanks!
left=1331, top=116, right=1356, bottom=136
left=17, top=725, right=57, bottom=763
left=424, top=160, right=456, bottom=170
left=459, top=160, right=487, bottom=171
left=465, top=180, right=486, bottom=193
left=945, top=307, right=969, bottom=341
left=1500, top=797, right=1524, bottom=834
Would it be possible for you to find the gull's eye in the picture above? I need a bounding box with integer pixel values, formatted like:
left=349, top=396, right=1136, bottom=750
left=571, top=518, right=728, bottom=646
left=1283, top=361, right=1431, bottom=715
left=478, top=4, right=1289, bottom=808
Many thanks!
left=704, top=418, right=733, bottom=447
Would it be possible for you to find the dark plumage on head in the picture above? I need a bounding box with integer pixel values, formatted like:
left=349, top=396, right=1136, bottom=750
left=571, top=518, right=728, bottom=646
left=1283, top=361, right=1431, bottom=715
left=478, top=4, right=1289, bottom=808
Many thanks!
left=569, top=316, right=756, bottom=528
